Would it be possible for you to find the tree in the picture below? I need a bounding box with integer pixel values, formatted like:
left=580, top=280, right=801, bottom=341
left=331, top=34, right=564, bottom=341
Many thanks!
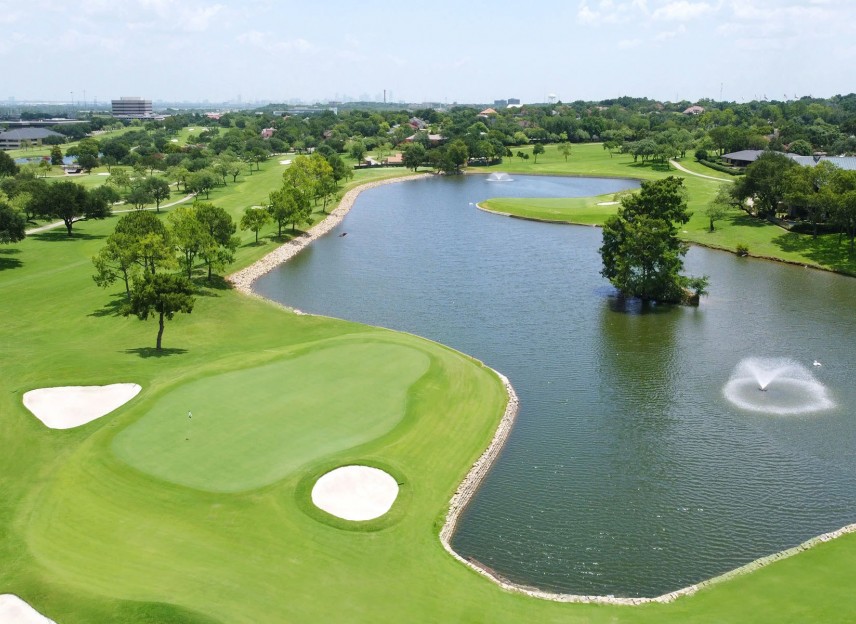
left=600, top=176, right=707, bottom=304
left=443, top=140, right=468, bottom=174
left=268, top=186, right=311, bottom=235
left=108, top=168, right=132, bottom=192
left=706, top=185, right=734, bottom=232
left=195, top=202, right=238, bottom=280
left=125, top=272, right=195, bottom=350
left=92, top=231, right=138, bottom=300
left=114, top=210, right=174, bottom=275
left=241, top=206, right=271, bottom=243
left=34, top=181, right=110, bottom=236
left=74, top=138, right=100, bottom=173
left=558, top=142, right=572, bottom=162
left=0, top=201, right=26, bottom=244
left=533, top=143, right=545, bottom=163
left=144, top=176, right=171, bottom=212
left=168, top=205, right=207, bottom=278
left=126, top=185, right=154, bottom=210
left=732, top=152, right=798, bottom=218
left=348, top=139, right=367, bottom=163
left=0, top=151, right=18, bottom=177
left=50, top=145, right=64, bottom=166
left=37, top=159, right=51, bottom=178
left=187, top=170, right=217, bottom=199
left=402, top=143, right=426, bottom=171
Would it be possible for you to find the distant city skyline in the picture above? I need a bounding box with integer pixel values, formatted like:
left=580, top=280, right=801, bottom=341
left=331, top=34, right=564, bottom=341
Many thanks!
left=2, top=0, right=855, bottom=106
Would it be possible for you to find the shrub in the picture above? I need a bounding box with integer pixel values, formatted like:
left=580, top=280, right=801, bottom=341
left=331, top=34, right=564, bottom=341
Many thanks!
left=699, top=159, right=744, bottom=176
left=735, top=243, right=749, bottom=257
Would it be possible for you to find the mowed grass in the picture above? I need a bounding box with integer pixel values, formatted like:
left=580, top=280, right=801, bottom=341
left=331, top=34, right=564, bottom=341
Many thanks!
left=2, top=152, right=856, bottom=622
left=112, top=339, right=430, bottom=492
left=481, top=194, right=622, bottom=225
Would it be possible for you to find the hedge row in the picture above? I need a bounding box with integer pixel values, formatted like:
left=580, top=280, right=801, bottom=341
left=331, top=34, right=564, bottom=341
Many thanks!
left=698, top=159, right=744, bottom=176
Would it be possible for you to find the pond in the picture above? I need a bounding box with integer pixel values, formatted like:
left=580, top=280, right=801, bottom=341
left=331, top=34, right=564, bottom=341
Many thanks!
left=254, top=174, right=856, bottom=598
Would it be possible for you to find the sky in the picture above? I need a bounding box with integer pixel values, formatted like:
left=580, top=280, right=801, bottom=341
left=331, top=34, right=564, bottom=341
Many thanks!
left=2, top=0, right=855, bottom=106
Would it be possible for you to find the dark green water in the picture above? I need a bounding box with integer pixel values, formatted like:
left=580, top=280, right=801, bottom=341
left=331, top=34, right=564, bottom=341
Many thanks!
left=254, top=175, right=856, bottom=597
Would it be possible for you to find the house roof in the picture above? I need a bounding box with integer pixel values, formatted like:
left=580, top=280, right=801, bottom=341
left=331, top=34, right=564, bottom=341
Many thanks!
left=0, top=127, right=63, bottom=140
left=479, top=108, right=498, bottom=115
left=722, top=149, right=856, bottom=171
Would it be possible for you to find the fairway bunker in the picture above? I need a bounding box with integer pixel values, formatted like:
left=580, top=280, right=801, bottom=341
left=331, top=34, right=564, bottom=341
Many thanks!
left=311, top=466, right=399, bottom=521
left=23, top=383, right=141, bottom=429
left=0, top=595, right=56, bottom=624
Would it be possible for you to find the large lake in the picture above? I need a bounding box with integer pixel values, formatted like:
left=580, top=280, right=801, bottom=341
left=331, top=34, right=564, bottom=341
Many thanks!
left=254, top=174, right=856, bottom=597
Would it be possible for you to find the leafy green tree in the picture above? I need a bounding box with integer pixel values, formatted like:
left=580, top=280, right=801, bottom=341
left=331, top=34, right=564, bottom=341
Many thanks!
left=125, top=272, right=195, bottom=350
left=268, top=186, right=311, bottom=235
left=402, top=143, right=426, bottom=171
left=92, top=231, right=138, bottom=300
left=195, top=202, right=239, bottom=280
left=0, top=201, right=26, bottom=244
left=533, top=143, right=545, bottom=163
left=114, top=210, right=174, bottom=275
left=50, top=145, right=64, bottom=166
left=732, top=152, right=798, bottom=218
left=240, top=207, right=271, bottom=243
left=443, top=140, right=468, bottom=174
left=0, top=151, right=19, bottom=177
left=34, top=181, right=110, bottom=236
left=108, top=168, right=132, bottom=192
left=167, top=165, right=190, bottom=193
left=187, top=170, right=217, bottom=199
left=144, top=176, right=171, bottom=212
left=706, top=185, right=735, bottom=232
left=126, top=185, right=154, bottom=210
left=600, top=177, right=706, bottom=304
left=74, top=138, right=100, bottom=172
left=37, top=160, right=51, bottom=177
left=558, top=142, right=572, bottom=161
left=168, top=205, right=207, bottom=278
left=348, top=139, right=367, bottom=162
left=787, top=139, right=813, bottom=156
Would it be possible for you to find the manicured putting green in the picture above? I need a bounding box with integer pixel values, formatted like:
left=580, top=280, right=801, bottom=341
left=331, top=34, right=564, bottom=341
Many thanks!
left=112, top=340, right=429, bottom=492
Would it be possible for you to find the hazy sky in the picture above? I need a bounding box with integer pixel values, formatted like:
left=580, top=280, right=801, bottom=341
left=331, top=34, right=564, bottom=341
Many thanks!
left=2, top=0, right=855, bottom=105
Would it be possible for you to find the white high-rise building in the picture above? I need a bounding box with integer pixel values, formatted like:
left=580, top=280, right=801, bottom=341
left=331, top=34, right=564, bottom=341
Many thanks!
left=111, top=96, right=153, bottom=118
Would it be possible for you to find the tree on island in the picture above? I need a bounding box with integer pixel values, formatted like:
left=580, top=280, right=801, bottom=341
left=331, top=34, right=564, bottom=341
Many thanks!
left=125, top=272, right=195, bottom=351
left=600, top=176, right=708, bottom=304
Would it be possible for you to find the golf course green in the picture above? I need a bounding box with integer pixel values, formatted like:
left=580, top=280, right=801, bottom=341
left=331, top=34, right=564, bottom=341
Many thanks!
left=3, top=146, right=856, bottom=622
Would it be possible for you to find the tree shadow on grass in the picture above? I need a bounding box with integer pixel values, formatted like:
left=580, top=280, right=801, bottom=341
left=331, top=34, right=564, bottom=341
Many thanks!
left=728, top=212, right=773, bottom=228
left=192, top=274, right=232, bottom=296
left=89, top=293, right=127, bottom=317
left=0, top=248, right=22, bottom=270
left=124, top=347, right=188, bottom=358
left=32, top=230, right=106, bottom=242
left=627, top=161, right=672, bottom=173
left=772, top=231, right=856, bottom=274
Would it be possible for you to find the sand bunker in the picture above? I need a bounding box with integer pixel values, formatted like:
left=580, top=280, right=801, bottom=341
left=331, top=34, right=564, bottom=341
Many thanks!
left=0, top=595, right=57, bottom=624
left=23, top=383, right=141, bottom=429
left=279, top=159, right=292, bottom=165
left=596, top=201, right=619, bottom=205
left=311, top=466, right=399, bottom=521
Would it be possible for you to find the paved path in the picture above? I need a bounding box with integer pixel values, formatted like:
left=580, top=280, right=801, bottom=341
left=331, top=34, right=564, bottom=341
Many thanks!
left=669, top=159, right=732, bottom=182
left=25, top=193, right=196, bottom=235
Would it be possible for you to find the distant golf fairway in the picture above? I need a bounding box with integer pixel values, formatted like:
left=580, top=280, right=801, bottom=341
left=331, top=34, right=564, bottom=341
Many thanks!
left=112, top=340, right=430, bottom=492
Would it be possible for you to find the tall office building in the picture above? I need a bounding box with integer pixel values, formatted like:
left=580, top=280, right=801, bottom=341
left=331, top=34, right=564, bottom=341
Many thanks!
left=111, top=96, right=153, bottom=118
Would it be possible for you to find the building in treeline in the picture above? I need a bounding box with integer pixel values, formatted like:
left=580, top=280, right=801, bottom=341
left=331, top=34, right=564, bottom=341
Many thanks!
left=0, top=127, right=63, bottom=150
left=111, top=97, right=153, bottom=119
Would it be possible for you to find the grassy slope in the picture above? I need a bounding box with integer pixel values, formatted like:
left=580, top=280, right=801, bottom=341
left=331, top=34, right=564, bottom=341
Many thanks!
left=1, top=154, right=856, bottom=623
left=479, top=144, right=856, bottom=275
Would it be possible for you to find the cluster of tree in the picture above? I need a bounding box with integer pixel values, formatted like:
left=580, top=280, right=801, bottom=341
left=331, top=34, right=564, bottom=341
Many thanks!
left=730, top=152, right=856, bottom=248
left=600, top=177, right=708, bottom=304
left=92, top=202, right=239, bottom=349
left=240, top=151, right=351, bottom=241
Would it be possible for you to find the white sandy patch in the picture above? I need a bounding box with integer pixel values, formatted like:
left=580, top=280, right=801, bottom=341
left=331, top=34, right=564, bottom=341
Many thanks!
left=311, top=466, right=399, bottom=521
left=0, top=595, right=57, bottom=624
left=23, top=383, right=141, bottom=429
left=170, top=138, right=179, bottom=142
left=97, top=172, right=110, bottom=176
left=596, top=201, right=619, bottom=206
left=279, top=159, right=292, bottom=165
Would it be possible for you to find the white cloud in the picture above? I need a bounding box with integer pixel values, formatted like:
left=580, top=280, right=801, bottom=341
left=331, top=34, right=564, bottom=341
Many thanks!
left=577, top=0, right=649, bottom=24
left=653, top=24, right=687, bottom=40
left=652, top=1, right=715, bottom=21
left=236, top=31, right=315, bottom=54
left=618, top=38, right=643, bottom=49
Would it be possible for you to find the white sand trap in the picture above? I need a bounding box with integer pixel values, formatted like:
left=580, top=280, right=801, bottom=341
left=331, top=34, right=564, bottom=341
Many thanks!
left=170, top=138, right=179, bottom=142
left=0, top=595, right=57, bottom=624
left=23, top=383, right=141, bottom=429
left=279, top=159, right=292, bottom=165
left=97, top=172, right=110, bottom=176
left=596, top=201, right=619, bottom=205
left=311, top=466, right=399, bottom=521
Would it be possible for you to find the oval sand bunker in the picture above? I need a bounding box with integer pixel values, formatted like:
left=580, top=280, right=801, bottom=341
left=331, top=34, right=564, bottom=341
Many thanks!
left=311, top=466, right=399, bottom=521
left=23, top=383, right=141, bottom=429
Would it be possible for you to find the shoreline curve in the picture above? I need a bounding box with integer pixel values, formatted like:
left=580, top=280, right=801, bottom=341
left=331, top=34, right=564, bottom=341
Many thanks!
left=227, top=172, right=856, bottom=606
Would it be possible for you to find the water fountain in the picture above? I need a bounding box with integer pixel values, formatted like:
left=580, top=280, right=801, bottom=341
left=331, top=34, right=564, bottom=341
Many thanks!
left=486, top=172, right=513, bottom=182
left=723, top=357, right=834, bottom=415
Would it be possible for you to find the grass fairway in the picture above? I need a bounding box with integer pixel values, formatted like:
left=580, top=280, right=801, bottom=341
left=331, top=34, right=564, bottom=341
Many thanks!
left=2, top=152, right=856, bottom=623
left=481, top=194, right=622, bottom=225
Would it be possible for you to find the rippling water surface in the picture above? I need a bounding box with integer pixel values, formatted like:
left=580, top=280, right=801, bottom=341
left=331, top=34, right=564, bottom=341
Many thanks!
left=254, top=174, right=856, bottom=597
